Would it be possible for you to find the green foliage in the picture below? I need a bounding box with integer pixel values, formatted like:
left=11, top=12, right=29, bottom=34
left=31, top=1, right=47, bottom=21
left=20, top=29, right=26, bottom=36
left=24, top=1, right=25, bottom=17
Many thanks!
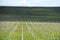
left=0, top=22, right=60, bottom=40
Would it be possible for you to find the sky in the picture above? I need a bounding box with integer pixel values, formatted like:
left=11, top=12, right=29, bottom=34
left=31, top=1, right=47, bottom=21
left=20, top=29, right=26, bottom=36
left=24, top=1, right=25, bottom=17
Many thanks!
left=0, top=0, right=60, bottom=7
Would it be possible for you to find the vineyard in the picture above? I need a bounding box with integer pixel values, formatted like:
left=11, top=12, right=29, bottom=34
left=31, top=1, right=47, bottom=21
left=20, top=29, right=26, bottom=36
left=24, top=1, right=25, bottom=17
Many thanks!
left=0, top=22, right=60, bottom=40
left=0, top=7, right=60, bottom=40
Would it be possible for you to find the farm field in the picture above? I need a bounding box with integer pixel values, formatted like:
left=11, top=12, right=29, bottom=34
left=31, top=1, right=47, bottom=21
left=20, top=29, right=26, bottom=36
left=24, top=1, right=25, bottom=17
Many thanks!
left=0, top=6, right=60, bottom=40
left=0, top=22, right=60, bottom=40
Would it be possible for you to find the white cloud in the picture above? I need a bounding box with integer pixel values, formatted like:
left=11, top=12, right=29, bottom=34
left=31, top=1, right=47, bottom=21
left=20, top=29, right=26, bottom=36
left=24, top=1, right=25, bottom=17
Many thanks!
left=0, top=0, right=60, bottom=6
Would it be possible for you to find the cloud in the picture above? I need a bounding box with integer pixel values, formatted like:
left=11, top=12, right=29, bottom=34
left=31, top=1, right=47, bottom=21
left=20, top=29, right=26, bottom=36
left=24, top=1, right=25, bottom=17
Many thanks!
left=0, top=0, right=60, bottom=6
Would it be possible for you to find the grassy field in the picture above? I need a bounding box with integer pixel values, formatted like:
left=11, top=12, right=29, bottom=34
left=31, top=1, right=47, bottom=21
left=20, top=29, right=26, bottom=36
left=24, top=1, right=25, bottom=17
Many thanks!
left=0, top=7, right=60, bottom=40
left=0, top=22, right=60, bottom=40
left=0, top=7, right=60, bottom=22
